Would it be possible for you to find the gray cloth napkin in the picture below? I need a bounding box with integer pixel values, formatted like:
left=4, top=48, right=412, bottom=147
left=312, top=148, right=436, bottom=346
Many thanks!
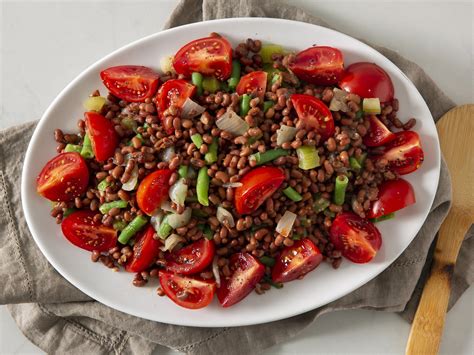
left=1, top=1, right=473, bottom=354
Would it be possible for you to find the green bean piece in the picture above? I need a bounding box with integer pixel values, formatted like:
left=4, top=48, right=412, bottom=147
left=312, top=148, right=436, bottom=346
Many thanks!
left=250, top=148, right=288, bottom=166
left=204, top=138, right=218, bottom=164
left=63, top=208, right=76, bottom=218
left=113, top=220, right=127, bottom=231
left=178, top=165, right=188, bottom=179
left=192, top=72, right=204, bottom=95
left=349, top=157, right=362, bottom=172
left=263, top=100, right=274, bottom=113
left=118, top=215, right=148, bottom=244
left=297, top=145, right=320, bottom=170
left=334, top=175, right=349, bottom=205
left=198, top=224, right=213, bottom=240
left=271, top=72, right=282, bottom=86
left=197, top=167, right=210, bottom=206
left=64, top=144, right=82, bottom=153
left=80, top=133, right=94, bottom=159
left=240, top=94, right=251, bottom=116
left=314, top=197, right=330, bottom=213
left=371, top=213, right=395, bottom=223
left=99, top=200, right=128, bottom=215
left=259, top=256, right=276, bottom=267
left=97, top=179, right=111, bottom=192
left=228, top=60, right=241, bottom=90
left=262, top=64, right=280, bottom=82
left=282, top=186, right=303, bottom=202
left=191, top=133, right=203, bottom=149
left=158, top=216, right=173, bottom=239
left=202, top=76, right=220, bottom=93
left=143, top=123, right=150, bottom=129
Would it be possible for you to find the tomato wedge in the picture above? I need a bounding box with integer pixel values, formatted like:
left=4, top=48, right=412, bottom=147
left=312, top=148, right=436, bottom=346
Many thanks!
left=234, top=166, right=285, bottom=215
left=36, top=152, right=89, bottom=202
left=159, top=270, right=216, bottom=309
left=291, top=94, right=335, bottom=141
left=339, top=62, right=394, bottom=102
left=61, top=210, right=117, bottom=252
left=85, top=112, right=119, bottom=162
left=126, top=225, right=161, bottom=273
left=330, top=212, right=382, bottom=263
left=377, top=131, right=424, bottom=175
left=289, top=46, right=344, bottom=85
left=217, top=253, right=265, bottom=307
left=100, top=65, right=160, bottom=102
left=368, top=179, right=416, bottom=219
left=236, top=71, right=267, bottom=100
left=166, top=238, right=215, bottom=275
left=137, top=169, right=173, bottom=215
left=363, top=115, right=396, bottom=147
left=272, top=238, right=323, bottom=283
left=173, top=36, right=232, bottom=80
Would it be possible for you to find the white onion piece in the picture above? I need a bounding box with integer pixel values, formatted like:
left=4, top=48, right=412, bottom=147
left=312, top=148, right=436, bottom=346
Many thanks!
left=121, top=165, right=138, bottom=191
left=222, top=182, right=243, bottom=188
left=181, top=98, right=206, bottom=119
left=167, top=208, right=192, bottom=229
left=161, top=146, right=175, bottom=162
left=169, top=178, right=188, bottom=206
left=160, top=200, right=174, bottom=213
left=276, top=125, right=297, bottom=146
left=329, top=88, right=349, bottom=112
left=216, top=206, right=235, bottom=228
left=212, top=256, right=221, bottom=288
left=276, top=211, right=297, bottom=237
left=160, top=233, right=185, bottom=252
left=216, top=110, right=249, bottom=136
left=160, top=55, right=175, bottom=74
left=150, top=212, right=163, bottom=233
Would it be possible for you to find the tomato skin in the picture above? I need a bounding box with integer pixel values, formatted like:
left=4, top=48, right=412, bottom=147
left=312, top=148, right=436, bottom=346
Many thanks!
left=36, top=152, right=89, bottom=202
left=137, top=169, right=173, bottom=216
left=272, top=239, right=323, bottom=283
left=100, top=65, right=160, bottom=102
left=289, top=46, right=344, bottom=85
left=363, top=115, right=396, bottom=147
left=217, top=253, right=265, bottom=307
left=330, top=212, right=382, bottom=263
left=166, top=239, right=215, bottom=275
left=61, top=210, right=117, bottom=252
left=236, top=71, right=267, bottom=100
left=339, top=62, right=394, bottom=102
left=290, top=94, right=335, bottom=141
left=173, top=36, right=233, bottom=80
left=234, top=166, right=285, bottom=215
left=159, top=270, right=216, bottom=309
left=126, top=225, right=161, bottom=273
left=377, top=131, right=424, bottom=175
left=85, top=112, right=119, bottom=162
left=368, top=179, right=416, bottom=219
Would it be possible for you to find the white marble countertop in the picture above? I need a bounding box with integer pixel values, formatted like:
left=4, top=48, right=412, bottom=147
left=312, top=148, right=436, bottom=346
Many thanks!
left=1, top=1, right=472, bottom=354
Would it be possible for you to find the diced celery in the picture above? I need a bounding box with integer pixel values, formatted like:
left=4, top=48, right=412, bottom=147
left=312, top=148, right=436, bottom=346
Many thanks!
left=296, top=145, right=320, bottom=170
left=259, top=44, right=284, bottom=63
left=362, top=98, right=381, bottom=114
left=83, top=96, right=106, bottom=112
left=202, top=76, right=221, bottom=93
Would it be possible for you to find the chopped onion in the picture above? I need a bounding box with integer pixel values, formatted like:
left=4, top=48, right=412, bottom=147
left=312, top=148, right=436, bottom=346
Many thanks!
left=161, top=146, right=175, bottom=162
left=150, top=211, right=164, bottom=233
left=160, top=200, right=174, bottom=212
left=160, top=55, right=175, bottom=74
left=121, top=165, right=138, bottom=191
left=160, top=233, right=185, bottom=252
left=167, top=208, right=192, bottom=229
left=216, top=110, right=249, bottom=136
left=276, top=211, right=297, bottom=237
left=181, top=98, right=206, bottom=119
left=222, top=182, right=243, bottom=188
left=216, top=206, right=235, bottom=228
left=329, top=88, right=348, bottom=112
left=276, top=125, right=297, bottom=146
left=212, top=256, right=221, bottom=288
left=169, top=178, right=188, bottom=206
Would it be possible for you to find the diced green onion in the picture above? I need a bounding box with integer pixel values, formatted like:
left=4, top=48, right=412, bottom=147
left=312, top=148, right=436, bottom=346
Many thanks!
left=363, top=98, right=381, bottom=114
left=204, top=138, right=218, bottom=164
left=64, top=144, right=82, bottom=153
left=192, top=72, right=204, bottom=96
left=197, top=167, right=210, bottom=206
left=228, top=60, right=241, bottom=90
left=350, top=157, right=362, bottom=172
left=263, top=100, right=274, bottom=113
left=63, top=208, right=76, bottom=217
left=98, top=179, right=111, bottom=192
left=158, top=216, right=173, bottom=239
left=259, top=44, right=284, bottom=63
left=202, top=76, right=220, bottom=93
left=118, top=215, right=148, bottom=244
left=198, top=224, right=213, bottom=240
left=240, top=94, right=251, bottom=116
left=296, top=145, right=320, bottom=170
left=259, top=256, right=276, bottom=267
left=292, top=234, right=302, bottom=240
left=271, top=72, right=282, bottom=85
left=178, top=165, right=188, bottom=179
left=262, top=64, right=280, bottom=82
left=121, top=117, right=137, bottom=131
left=314, top=197, right=330, bottom=213
left=113, top=220, right=127, bottom=231
left=283, top=186, right=303, bottom=202
left=357, top=153, right=367, bottom=168
left=80, top=133, right=94, bottom=159
left=324, top=210, right=336, bottom=218
left=191, top=133, right=203, bottom=148
left=143, top=123, right=150, bottom=129
left=83, top=96, right=106, bottom=112
left=334, top=175, right=349, bottom=205
left=371, top=213, right=395, bottom=223
left=99, top=200, right=128, bottom=215
left=250, top=148, right=288, bottom=166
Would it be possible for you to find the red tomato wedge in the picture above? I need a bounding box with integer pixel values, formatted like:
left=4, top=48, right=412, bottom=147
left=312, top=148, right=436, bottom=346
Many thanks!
left=339, top=62, right=394, bottom=102
left=173, top=36, right=232, bottom=80
left=217, top=253, right=265, bottom=307
left=100, top=65, right=160, bottom=102
left=126, top=225, right=161, bottom=273
left=36, top=152, right=89, bottom=202
left=330, top=212, right=382, bottom=263
left=85, top=112, right=119, bottom=162
left=291, top=94, right=335, bottom=141
left=289, top=46, right=344, bottom=85
left=236, top=71, right=267, bottom=100
left=166, top=238, right=215, bottom=275
left=272, top=239, right=323, bottom=283
left=363, top=115, right=396, bottom=147
left=234, top=166, right=285, bottom=215
left=137, top=169, right=173, bottom=216
left=377, top=131, right=424, bottom=175
left=159, top=270, right=216, bottom=309
left=61, top=210, right=117, bottom=252
left=368, top=179, right=416, bottom=219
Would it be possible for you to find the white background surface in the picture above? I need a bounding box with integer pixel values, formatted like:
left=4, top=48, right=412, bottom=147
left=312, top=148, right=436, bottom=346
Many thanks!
left=0, top=0, right=472, bottom=354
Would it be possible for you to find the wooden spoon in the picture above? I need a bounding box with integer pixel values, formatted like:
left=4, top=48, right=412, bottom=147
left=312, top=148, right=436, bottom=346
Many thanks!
left=406, top=104, right=474, bottom=354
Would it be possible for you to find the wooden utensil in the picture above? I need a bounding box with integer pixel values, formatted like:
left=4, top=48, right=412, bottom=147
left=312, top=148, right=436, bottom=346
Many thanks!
left=406, top=105, right=474, bottom=355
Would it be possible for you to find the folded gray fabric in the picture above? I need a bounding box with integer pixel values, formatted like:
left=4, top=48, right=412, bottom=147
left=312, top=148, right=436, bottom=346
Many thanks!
left=1, top=0, right=473, bottom=354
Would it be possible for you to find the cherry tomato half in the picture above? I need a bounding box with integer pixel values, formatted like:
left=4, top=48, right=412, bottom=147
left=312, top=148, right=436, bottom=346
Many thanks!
left=159, top=270, right=216, bottom=309
left=85, top=112, right=119, bottom=162
left=166, top=238, right=215, bottom=275
left=363, top=115, right=396, bottom=147
left=173, top=36, right=232, bottom=80
left=100, top=65, right=160, bottom=102
left=291, top=94, right=335, bottom=141
left=377, top=131, right=424, bottom=175
left=126, top=225, right=161, bottom=273
left=368, top=179, right=416, bottom=219
left=61, top=210, right=117, bottom=252
left=289, top=46, right=344, bottom=85
left=137, top=169, right=173, bottom=216
left=236, top=71, right=267, bottom=100
left=36, top=152, right=89, bottom=202
left=330, top=212, right=382, bottom=263
left=272, top=238, right=323, bottom=283
left=339, top=62, right=394, bottom=102
left=217, top=252, right=265, bottom=308
left=234, top=166, right=285, bottom=215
